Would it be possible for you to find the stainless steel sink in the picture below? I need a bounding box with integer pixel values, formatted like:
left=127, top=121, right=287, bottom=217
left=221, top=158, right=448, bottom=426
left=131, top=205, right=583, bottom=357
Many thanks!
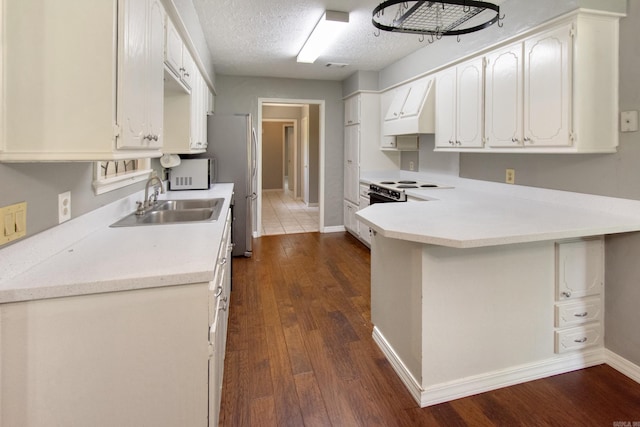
left=110, top=198, right=224, bottom=227
left=154, top=198, right=222, bottom=211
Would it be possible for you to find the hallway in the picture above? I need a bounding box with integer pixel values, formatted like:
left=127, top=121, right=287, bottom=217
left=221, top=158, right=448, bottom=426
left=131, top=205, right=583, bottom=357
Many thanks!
left=261, top=189, right=319, bottom=235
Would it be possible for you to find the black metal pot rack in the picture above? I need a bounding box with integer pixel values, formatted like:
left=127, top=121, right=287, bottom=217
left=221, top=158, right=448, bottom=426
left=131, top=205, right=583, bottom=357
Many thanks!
left=372, top=0, right=503, bottom=38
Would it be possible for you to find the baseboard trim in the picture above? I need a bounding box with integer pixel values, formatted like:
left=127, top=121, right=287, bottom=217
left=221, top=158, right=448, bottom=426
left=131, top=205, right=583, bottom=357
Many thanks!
left=606, top=349, right=640, bottom=383
left=322, top=226, right=346, bottom=233
left=372, top=327, right=424, bottom=404
left=372, top=327, right=606, bottom=407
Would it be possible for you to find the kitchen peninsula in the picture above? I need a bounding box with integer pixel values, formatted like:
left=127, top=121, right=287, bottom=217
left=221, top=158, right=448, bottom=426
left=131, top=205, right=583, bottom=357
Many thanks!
left=356, top=173, right=640, bottom=407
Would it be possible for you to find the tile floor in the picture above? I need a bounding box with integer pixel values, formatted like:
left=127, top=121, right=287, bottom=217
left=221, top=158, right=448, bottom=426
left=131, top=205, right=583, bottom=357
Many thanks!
left=261, top=189, right=319, bottom=235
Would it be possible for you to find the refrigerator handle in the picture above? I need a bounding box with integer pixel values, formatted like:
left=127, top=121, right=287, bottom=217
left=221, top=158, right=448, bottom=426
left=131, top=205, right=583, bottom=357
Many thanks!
left=251, top=127, right=257, bottom=181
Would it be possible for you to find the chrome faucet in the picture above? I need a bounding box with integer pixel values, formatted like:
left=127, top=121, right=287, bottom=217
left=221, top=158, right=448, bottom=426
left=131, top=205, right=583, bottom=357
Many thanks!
left=137, top=174, right=165, bottom=215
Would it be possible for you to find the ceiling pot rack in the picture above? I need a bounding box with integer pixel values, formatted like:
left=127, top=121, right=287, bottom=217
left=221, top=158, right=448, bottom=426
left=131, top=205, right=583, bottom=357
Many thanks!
left=372, top=0, right=504, bottom=41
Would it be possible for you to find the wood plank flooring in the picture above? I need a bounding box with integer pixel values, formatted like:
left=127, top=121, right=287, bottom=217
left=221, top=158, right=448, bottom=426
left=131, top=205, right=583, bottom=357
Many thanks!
left=219, top=232, right=640, bottom=426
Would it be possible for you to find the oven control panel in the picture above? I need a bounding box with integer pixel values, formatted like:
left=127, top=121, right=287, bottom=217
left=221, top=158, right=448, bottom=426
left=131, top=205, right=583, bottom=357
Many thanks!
left=369, top=184, right=403, bottom=201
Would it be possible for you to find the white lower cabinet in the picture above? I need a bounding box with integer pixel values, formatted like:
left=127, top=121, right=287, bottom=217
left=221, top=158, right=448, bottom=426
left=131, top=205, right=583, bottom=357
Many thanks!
left=553, top=237, right=604, bottom=354
left=0, top=208, right=233, bottom=427
left=358, top=192, right=371, bottom=246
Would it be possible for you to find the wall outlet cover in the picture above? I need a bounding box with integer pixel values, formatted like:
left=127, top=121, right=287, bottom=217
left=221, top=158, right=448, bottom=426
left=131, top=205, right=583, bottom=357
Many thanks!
left=59, top=191, right=71, bottom=223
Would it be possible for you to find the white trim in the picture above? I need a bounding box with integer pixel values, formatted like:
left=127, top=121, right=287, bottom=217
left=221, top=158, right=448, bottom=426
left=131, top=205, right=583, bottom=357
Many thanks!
left=373, top=326, right=606, bottom=407
left=92, top=159, right=153, bottom=195
left=321, top=226, right=346, bottom=233
left=606, top=349, right=640, bottom=384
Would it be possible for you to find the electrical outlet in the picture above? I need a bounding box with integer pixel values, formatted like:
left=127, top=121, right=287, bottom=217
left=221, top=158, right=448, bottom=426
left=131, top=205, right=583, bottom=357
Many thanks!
left=409, top=161, right=415, bottom=171
left=506, top=168, right=515, bottom=184
left=58, top=191, right=71, bottom=223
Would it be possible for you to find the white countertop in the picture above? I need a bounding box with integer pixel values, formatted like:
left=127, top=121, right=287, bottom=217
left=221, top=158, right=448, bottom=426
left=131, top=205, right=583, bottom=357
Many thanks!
left=357, top=172, right=640, bottom=248
left=0, top=184, right=234, bottom=303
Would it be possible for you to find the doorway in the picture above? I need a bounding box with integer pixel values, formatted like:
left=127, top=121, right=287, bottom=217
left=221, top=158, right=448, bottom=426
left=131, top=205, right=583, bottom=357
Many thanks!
left=258, top=100, right=323, bottom=236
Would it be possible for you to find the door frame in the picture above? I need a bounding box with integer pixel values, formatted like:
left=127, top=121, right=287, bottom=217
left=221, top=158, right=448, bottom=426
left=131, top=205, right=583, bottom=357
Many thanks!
left=257, top=98, right=325, bottom=237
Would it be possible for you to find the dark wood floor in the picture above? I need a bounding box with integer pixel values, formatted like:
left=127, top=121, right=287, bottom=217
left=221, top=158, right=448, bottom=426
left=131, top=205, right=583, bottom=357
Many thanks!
left=220, top=232, right=640, bottom=426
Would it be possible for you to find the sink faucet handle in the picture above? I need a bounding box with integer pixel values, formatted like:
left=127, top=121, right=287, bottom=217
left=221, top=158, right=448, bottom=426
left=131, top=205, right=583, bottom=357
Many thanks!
left=135, top=201, right=145, bottom=215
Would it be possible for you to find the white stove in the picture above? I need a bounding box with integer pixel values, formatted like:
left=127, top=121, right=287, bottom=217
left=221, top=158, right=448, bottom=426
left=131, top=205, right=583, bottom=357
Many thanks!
left=369, top=180, right=448, bottom=203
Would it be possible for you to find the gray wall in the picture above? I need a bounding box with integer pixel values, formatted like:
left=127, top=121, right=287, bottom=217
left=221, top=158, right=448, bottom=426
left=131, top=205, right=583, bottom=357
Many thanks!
left=213, top=75, right=344, bottom=227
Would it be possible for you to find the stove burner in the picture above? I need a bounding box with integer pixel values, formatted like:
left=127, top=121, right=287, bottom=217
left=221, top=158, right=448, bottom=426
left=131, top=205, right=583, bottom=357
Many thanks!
left=397, top=184, right=418, bottom=189
left=420, top=184, right=438, bottom=188
left=398, top=180, right=417, bottom=184
left=380, top=181, right=396, bottom=184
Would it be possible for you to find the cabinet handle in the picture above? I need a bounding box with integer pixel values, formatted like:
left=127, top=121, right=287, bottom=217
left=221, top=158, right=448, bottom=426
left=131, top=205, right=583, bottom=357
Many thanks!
left=220, top=257, right=227, bottom=265
left=184, top=72, right=190, bottom=77
left=574, top=337, right=588, bottom=343
left=574, top=312, right=588, bottom=318
left=456, top=140, right=461, bottom=146
left=153, top=134, right=159, bottom=141
left=511, top=137, right=520, bottom=143
left=524, top=137, right=533, bottom=143
left=561, top=291, right=572, bottom=298
left=179, top=67, right=185, bottom=72
left=214, top=285, right=223, bottom=297
left=448, top=140, right=454, bottom=145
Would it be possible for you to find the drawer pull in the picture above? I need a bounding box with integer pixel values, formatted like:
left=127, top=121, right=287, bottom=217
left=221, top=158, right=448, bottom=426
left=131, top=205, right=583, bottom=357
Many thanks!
left=574, top=312, right=588, bottom=318
left=561, top=291, right=572, bottom=298
left=574, top=337, right=588, bottom=343
left=214, top=286, right=223, bottom=297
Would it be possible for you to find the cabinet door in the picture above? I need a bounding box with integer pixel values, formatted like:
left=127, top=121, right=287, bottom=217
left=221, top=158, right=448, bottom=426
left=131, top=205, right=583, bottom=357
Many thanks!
left=384, top=86, right=410, bottom=121
left=165, top=16, right=183, bottom=76
left=435, top=68, right=456, bottom=147
left=344, top=125, right=359, bottom=203
left=485, top=43, right=524, bottom=147
left=556, top=238, right=603, bottom=300
left=117, top=0, right=148, bottom=149
left=524, top=24, right=572, bottom=147
left=456, top=58, right=484, bottom=147
left=345, top=96, right=361, bottom=125
left=147, top=0, right=165, bottom=148
left=182, top=49, right=195, bottom=89
left=401, top=80, right=431, bottom=118
left=344, top=200, right=358, bottom=233
left=358, top=196, right=371, bottom=245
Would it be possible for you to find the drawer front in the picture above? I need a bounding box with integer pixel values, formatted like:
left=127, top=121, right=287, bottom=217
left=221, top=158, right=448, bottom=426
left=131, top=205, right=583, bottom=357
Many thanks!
left=555, top=297, right=602, bottom=328
left=554, top=324, right=602, bottom=354
left=359, top=185, right=370, bottom=198
left=556, top=238, right=603, bottom=300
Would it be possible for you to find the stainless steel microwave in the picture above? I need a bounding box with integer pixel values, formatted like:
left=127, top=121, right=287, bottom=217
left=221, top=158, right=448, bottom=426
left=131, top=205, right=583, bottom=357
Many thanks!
left=168, top=158, right=216, bottom=190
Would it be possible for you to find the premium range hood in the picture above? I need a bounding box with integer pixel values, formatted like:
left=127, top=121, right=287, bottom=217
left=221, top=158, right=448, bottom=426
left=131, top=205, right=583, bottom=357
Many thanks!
left=383, top=77, right=435, bottom=137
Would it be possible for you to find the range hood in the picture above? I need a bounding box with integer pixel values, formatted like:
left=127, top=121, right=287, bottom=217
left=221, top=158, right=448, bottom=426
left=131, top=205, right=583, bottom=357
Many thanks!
left=383, top=77, right=435, bottom=136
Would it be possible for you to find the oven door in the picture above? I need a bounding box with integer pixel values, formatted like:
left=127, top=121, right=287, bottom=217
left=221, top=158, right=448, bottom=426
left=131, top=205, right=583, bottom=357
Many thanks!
left=369, top=192, right=405, bottom=204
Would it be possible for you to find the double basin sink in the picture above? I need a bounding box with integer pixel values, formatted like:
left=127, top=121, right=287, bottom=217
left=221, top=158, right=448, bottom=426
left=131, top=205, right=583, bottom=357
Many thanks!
left=110, top=198, right=224, bottom=227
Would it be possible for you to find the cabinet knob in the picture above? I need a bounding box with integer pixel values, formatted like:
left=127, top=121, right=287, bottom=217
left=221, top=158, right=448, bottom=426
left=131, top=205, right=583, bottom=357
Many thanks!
left=153, top=134, right=159, bottom=141
left=511, top=137, right=520, bottom=143
left=214, top=286, right=223, bottom=297
left=561, top=291, right=572, bottom=298
left=524, top=137, right=533, bottom=143
left=456, top=140, right=461, bottom=146
left=449, top=140, right=454, bottom=145
left=184, top=72, right=190, bottom=77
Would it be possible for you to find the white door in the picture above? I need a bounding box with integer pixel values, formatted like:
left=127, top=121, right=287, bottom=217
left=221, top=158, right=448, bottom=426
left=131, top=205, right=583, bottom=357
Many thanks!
left=302, top=116, right=309, bottom=205
left=435, top=68, right=457, bottom=147
left=456, top=58, right=484, bottom=147
left=524, top=24, right=572, bottom=147
left=485, top=43, right=524, bottom=147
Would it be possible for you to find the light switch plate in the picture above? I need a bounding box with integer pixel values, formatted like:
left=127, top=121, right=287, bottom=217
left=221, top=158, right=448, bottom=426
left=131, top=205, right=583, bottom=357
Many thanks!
left=621, top=111, right=639, bottom=132
left=0, top=202, right=27, bottom=246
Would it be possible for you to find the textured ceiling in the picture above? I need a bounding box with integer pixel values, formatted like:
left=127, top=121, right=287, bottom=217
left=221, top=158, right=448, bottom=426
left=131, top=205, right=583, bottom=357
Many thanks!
left=191, top=0, right=448, bottom=81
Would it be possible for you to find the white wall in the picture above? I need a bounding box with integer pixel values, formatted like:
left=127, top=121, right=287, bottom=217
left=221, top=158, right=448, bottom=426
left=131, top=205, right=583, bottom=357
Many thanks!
left=213, top=75, right=344, bottom=227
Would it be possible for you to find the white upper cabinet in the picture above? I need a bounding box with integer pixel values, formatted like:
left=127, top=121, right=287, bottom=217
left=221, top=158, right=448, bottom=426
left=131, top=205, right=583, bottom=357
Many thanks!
left=382, top=77, right=435, bottom=137
left=435, top=58, right=484, bottom=148
left=439, top=10, right=621, bottom=153
left=164, top=16, right=194, bottom=91
left=0, top=0, right=166, bottom=161
left=345, top=96, right=361, bottom=125
left=118, top=0, right=165, bottom=150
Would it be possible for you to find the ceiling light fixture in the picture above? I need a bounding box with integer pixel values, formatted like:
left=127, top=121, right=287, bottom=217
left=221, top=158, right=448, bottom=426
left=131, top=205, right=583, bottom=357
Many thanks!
left=297, top=11, right=349, bottom=64
left=372, top=0, right=503, bottom=39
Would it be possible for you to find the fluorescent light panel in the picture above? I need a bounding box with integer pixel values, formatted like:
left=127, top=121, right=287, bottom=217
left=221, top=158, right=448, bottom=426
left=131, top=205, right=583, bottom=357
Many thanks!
left=297, top=11, right=349, bottom=64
